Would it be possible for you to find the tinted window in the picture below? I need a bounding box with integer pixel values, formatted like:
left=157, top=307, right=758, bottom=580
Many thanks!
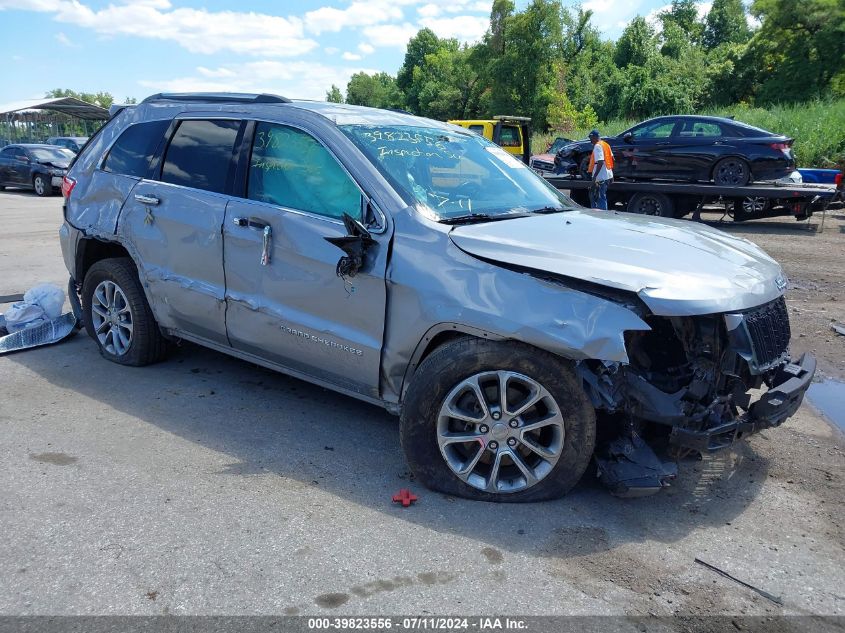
left=499, top=126, right=521, bottom=147
left=678, top=120, right=723, bottom=137
left=161, top=119, right=240, bottom=194
left=631, top=120, right=676, bottom=139
left=104, top=120, right=171, bottom=178
left=247, top=122, right=361, bottom=220
left=0, top=147, right=16, bottom=157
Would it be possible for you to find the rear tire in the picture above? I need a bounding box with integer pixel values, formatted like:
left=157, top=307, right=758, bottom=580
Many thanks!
left=627, top=191, right=675, bottom=217
left=33, top=173, right=51, bottom=197
left=713, top=157, right=751, bottom=187
left=81, top=257, right=169, bottom=366
left=401, top=338, right=596, bottom=502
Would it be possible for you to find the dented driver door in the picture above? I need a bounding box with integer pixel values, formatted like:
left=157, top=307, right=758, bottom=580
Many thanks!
left=222, top=121, right=390, bottom=399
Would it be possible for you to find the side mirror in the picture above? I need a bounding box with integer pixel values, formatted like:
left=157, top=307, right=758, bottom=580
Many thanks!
left=623, top=132, right=633, bottom=144
left=324, top=212, right=376, bottom=278
left=17, top=155, right=30, bottom=162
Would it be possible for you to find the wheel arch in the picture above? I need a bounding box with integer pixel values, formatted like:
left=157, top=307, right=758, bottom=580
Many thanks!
left=75, top=237, right=135, bottom=284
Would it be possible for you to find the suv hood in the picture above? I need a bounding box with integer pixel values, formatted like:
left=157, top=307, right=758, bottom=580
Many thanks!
left=449, top=210, right=785, bottom=316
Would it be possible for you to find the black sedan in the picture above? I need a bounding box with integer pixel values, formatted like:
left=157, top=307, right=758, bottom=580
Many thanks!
left=0, top=144, right=74, bottom=196
left=555, top=115, right=795, bottom=186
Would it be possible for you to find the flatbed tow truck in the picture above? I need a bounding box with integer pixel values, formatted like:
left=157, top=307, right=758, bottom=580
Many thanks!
left=544, top=174, right=839, bottom=222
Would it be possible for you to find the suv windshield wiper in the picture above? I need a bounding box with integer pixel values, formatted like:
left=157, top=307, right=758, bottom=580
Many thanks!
left=439, top=212, right=531, bottom=225
left=528, top=206, right=570, bottom=214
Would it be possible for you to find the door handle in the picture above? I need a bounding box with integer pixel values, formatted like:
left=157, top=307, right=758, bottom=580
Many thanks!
left=134, top=194, right=160, bottom=205
left=232, top=217, right=272, bottom=266
left=232, top=216, right=270, bottom=230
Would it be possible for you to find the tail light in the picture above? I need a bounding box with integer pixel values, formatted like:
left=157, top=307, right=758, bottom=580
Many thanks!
left=770, top=143, right=790, bottom=150
left=61, top=175, right=76, bottom=198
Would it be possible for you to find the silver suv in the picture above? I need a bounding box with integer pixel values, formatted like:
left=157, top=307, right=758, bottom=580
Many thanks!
left=59, top=93, right=815, bottom=501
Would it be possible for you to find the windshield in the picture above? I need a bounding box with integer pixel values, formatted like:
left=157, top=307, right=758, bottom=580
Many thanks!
left=30, top=147, right=74, bottom=161
left=549, top=137, right=569, bottom=153
left=340, top=125, right=577, bottom=221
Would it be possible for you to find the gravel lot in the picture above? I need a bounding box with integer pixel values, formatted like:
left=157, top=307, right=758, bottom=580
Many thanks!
left=0, top=192, right=842, bottom=619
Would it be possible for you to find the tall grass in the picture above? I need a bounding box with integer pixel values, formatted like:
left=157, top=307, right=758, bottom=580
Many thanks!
left=532, top=99, right=845, bottom=168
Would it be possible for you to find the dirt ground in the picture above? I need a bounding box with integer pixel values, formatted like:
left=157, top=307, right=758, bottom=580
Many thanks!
left=706, top=206, right=845, bottom=381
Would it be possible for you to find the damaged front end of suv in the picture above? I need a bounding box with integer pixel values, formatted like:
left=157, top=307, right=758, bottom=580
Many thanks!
left=578, top=295, right=814, bottom=496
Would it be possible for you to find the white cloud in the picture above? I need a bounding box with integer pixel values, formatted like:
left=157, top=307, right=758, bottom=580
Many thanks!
left=418, top=3, right=442, bottom=17
left=139, top=61, right=375, bottom=101
left=358, top=42, right=375, bottom=55
left=419, top=14, right=488, bottom=43
left=304, top=1, right=403, bottom=34
left=0, top=0, right=318, bottom=57
left=342, top=51, right=362, bottom=60
left=55, top=31, right=76, bottom=47
left=361, top=22, right=420, bottom=48
left=324, top=46, right=340, bottom=55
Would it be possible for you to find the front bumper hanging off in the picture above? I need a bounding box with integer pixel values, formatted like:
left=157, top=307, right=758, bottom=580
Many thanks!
left=670, top=353, right=816, bottom=453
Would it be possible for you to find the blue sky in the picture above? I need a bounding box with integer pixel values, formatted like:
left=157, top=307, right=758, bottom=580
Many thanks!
left=0, top=0, right=699, bottom=105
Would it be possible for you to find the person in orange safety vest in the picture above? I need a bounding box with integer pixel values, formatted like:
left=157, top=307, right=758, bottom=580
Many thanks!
left=588, top=129, right=614, bottom=210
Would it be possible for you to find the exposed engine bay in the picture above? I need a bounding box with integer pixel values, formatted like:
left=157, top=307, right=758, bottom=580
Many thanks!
left=576, top=296, right=815, bottom=497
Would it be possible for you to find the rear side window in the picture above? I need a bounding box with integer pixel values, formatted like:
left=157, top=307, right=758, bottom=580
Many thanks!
left=161, top=119, right=240, bottom=194
left=678, top=121, right=723, bottom=137
left=104, top=120, right=171, bottom=178
left=468, top=124, right=484, bottom=135
left=247, top=122, right=361, bottom=220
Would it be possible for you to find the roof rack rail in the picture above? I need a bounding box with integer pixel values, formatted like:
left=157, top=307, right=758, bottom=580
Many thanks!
left=141, top=92, right=291, bottom=105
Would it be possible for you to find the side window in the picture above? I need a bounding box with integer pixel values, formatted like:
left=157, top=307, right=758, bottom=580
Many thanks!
left=104, top=120, right=171, bottom=178
left=247, top=122, right=361, bottom=221
left=468, top=124, right=484, bottom=135
left=679, top=121, right=723, bottom=137
left=0, top=147, right=16, bottom=158
left=161, top=119, right=240, bottom=194
left=499, top=126, right=521, bottom=147
left=632, top=120, right=676, bottom=139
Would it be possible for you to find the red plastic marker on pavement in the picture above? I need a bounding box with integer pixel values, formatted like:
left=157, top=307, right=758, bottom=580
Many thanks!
left=392, top=488, right=418, bottom=507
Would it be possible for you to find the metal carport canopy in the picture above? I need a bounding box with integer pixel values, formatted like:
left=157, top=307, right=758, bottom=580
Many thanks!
left=0, top=97, right=109, bottom=120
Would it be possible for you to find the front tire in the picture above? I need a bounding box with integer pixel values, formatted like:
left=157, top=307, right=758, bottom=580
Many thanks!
left=400, top=338, right=596, bottom=502
left=33, top=173, right=52, bottom=197
left=81, top=257, right=168, bottom=366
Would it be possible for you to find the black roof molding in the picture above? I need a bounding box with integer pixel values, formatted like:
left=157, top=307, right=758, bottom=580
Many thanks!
left=141, top=92, right=291, bottom=105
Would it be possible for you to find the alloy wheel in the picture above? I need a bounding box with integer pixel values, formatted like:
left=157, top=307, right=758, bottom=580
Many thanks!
left=436, top=371, right=565, bottom=494
left=90, top=280, right=134, bottom=356
left=716, top=160, right=748, bottom=186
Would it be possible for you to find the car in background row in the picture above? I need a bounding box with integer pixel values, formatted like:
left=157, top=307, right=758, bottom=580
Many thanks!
left=529, top=136, right=573, bottom=174
left=554, top=115, right=795, bottom=186
left=46, top=136, right=89, bottom=153
left=0, top=144, right=74, bottom=196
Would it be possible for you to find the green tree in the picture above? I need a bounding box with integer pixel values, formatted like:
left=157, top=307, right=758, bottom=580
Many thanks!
left=396, top=28, right=443, bottom=113
left=345, top=72, right=403, bottom=109
left=45, top=88, right=114, bottom=109
left=414, top=43, right=483, bottom=120
left=659, top=0, right=703, bottom=43
left=703, top=0, right=752, bottom=49
left=748, top=0, right=845, bottom=102
left=326, top=84, right=344, bottom=103
left=614, top=16, right=655, bottom=68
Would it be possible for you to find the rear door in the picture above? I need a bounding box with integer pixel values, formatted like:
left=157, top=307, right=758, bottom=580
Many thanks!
left=223, top=120, right=390, bottom=398
left=0, top=147, right=19, bottom=184
left=117, top=117, right=242, bottom=345
left=670, top=119, right=727, bottom=180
